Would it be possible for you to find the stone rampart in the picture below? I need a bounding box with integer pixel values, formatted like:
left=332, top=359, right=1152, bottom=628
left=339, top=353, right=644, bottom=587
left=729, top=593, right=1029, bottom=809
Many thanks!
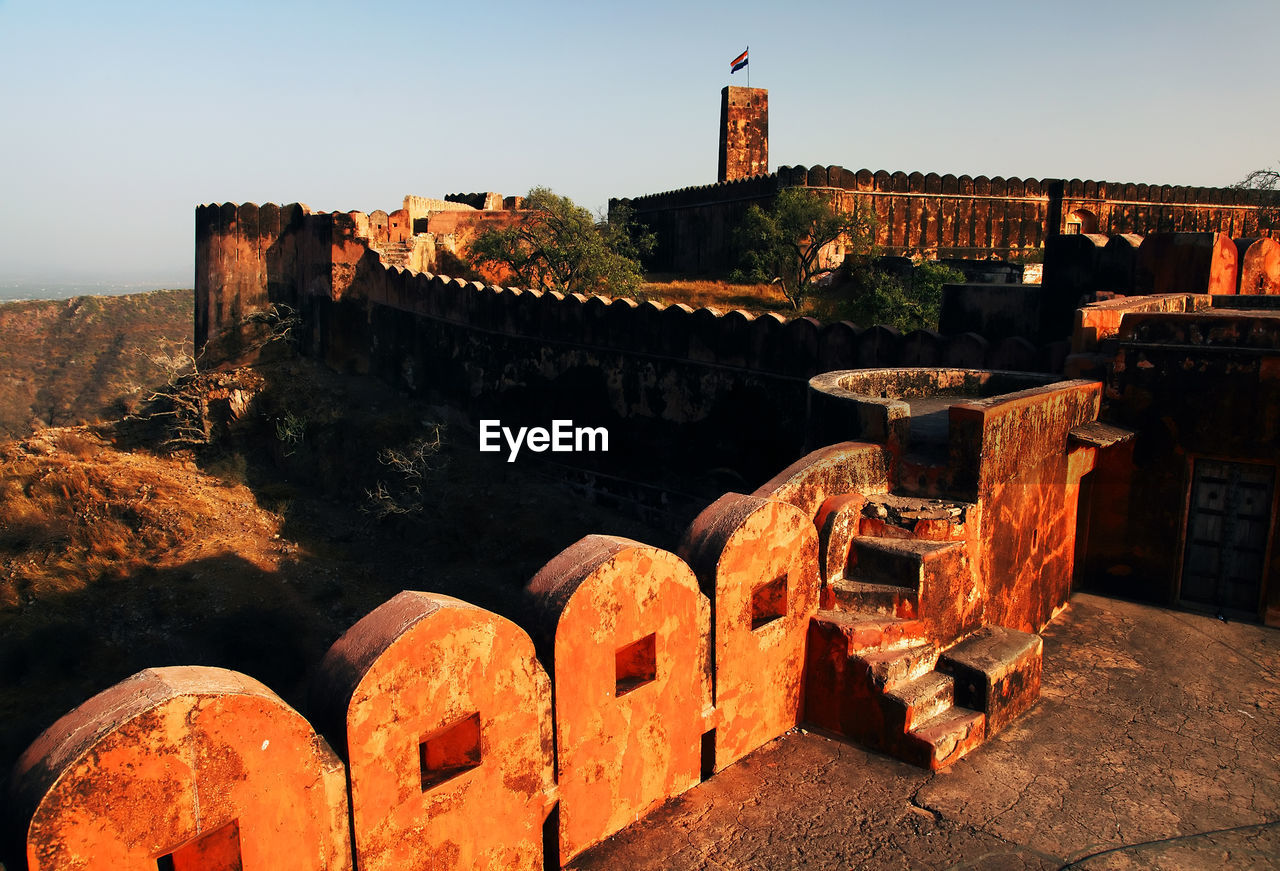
left=195, top=202, right=1064, bottom=493
left=618, top=165, right=1277, bottom=275
left=12, top=420, right=1083, bottom=867
left=10, top=453, right=847, bottom=869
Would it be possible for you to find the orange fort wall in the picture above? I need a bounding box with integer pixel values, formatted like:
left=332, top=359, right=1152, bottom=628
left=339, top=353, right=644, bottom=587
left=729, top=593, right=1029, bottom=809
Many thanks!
left=679, top=494, right=820, bottom=772
left=10, top=432, right=1100, bottom=868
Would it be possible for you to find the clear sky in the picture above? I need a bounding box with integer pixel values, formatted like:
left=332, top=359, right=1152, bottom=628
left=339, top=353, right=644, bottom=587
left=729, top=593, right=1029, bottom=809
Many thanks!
left=1, top=0, right=1277, bottom=288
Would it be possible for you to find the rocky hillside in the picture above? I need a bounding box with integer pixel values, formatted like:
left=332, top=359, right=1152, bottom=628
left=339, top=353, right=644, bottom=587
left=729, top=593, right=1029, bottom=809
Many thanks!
left=0, top=289, right=192, bottom=439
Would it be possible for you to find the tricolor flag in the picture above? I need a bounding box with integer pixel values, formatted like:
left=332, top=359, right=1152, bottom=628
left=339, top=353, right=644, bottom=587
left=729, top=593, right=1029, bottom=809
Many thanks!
left=730, top=48, right=748, bottom=74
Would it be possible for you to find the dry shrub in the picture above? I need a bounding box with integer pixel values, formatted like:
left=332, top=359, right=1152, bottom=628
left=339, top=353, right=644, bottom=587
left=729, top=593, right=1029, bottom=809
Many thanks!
left=52, top=429, right=100, bottom=459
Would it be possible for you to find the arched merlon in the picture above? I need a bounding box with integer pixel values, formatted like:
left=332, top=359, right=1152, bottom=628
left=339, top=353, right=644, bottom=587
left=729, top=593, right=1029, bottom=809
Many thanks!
left=312, top=591, right=554, bottom=871
left=525, top=536, right=710, bottom=865
left=752, top=441, right=892, bottom=517
left=11, top=666, right=350, bottom=871
left=678, top=494, right=820, bottom=771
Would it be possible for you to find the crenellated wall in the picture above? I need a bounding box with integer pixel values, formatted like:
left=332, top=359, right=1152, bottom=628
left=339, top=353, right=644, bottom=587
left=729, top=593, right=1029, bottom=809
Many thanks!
left=195, top=202, right=1065, bottom=495
left=12, top=423, right=1084, bottom=869
left=616, top=165, right=1278, bottom=275
left=9, top=443, right=833, bottom=870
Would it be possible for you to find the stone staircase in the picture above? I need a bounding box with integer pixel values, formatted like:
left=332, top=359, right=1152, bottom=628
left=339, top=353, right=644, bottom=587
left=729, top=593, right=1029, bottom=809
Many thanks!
left=804, top=492, right=1043, bottom=770
left=373, top=240, right=414, bottom=269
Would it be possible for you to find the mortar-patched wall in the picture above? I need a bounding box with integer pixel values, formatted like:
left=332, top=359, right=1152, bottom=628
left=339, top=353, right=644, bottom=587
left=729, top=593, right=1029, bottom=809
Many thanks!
left=13, top=443, right=875, bottom=868
left=12, top=428, right=1076, bottom=869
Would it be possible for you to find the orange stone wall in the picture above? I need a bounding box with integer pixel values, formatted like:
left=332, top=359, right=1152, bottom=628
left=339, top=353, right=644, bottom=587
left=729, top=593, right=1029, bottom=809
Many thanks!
left=1236, top=237, right=1280, bottom=294
left=526, top=535, right=710, bottom=864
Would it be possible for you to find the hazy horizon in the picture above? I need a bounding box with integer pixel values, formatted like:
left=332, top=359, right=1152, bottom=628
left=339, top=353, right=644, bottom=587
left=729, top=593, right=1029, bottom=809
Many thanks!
left=0, top=280, right=189, bottom=303
left=3, top=0, right=1277, bottom=290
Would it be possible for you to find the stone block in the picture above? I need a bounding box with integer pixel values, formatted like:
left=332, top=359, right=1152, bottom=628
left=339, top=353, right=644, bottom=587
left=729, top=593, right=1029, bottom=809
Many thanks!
left=1236, top=237, right=1280, bottom=295
left=938, top=625, right=1043, bottom=738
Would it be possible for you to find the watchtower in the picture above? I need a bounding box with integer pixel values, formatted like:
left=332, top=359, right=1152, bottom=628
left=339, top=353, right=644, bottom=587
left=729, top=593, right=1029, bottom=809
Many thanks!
left=718, top=86, right=769, bottom=182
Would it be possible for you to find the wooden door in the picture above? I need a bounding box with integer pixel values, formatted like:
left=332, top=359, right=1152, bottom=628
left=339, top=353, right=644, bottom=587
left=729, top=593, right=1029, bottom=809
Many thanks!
left=1181, top=459, right=1273, bottom=616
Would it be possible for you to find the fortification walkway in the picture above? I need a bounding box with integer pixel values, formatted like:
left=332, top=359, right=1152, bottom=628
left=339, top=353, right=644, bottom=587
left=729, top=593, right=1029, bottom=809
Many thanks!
left=569, top=593, right=1280, bottom=870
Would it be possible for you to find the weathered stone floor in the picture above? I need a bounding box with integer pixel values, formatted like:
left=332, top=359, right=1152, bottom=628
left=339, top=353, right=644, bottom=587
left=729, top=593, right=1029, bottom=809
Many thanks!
left=568, top=593, right=1280, bottom=870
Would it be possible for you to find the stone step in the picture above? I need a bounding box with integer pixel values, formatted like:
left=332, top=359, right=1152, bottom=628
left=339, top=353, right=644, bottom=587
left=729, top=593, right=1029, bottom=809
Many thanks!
left=884, top=670, right=955, bottom=733
left=938, top=625, right=1044, bottom=739
left=809, top=610, right=926, bottom=657
left=858, top=642, right=939, bottom=691
left=848, top=536, right=961, bottom=589
left=907, top=706, right=986, bottom=770
left=826, top=579, right=919, bottom=620
left=803, top=612, right=928, bottom=735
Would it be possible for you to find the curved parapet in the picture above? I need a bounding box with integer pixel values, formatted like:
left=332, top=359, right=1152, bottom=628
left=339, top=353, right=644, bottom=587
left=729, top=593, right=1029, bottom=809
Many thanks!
left=753, top=441, right=891, bottom=517
left=312, top=591, right=553, bottom=871
left=12, top=666, right=350, bottom=871
left=679, top=494, right=820, bottom=771
left=526, top=536, right=709, bottom=865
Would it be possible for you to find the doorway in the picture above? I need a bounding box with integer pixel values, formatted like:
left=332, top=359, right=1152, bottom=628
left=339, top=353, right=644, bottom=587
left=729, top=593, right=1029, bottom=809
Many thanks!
left=1181, top=459, right=1273, bottom=617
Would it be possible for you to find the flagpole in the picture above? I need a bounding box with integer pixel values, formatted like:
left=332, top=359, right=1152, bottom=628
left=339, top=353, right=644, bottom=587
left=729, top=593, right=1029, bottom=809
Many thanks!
left=747, top=45, right=750, bottom=88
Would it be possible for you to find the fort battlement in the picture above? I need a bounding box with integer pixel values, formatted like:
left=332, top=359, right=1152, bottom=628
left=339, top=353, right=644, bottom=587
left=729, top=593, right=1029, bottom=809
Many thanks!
left=618, top=163, right=1277, bottom=274
left=14, top=370, right=1098, bottom=866
left=195, top=201, right=1067, bottom=496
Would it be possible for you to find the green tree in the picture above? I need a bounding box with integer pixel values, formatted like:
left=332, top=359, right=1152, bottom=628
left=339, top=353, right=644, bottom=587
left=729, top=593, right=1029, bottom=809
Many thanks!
left=468, top=187, right=652, bottom=298
left=818, top=258, right=963, bottom=333
left=732, top=188, right=876, bottom=309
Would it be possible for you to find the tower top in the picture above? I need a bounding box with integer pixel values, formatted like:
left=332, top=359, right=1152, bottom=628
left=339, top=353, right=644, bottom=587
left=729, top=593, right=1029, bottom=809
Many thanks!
left=718, top=87, right=769, bottom=183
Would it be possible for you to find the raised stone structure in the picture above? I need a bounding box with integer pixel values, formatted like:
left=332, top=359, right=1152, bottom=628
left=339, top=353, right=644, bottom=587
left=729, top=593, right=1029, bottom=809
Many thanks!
left=718, top=86, right=768, bottom=183
left=526, top=537, right=709, bottom=865
left=11, top=667, right=351, bottom=871
left=311, top=592, right=555, bottom=871
left=1071, top=293, right=1280, bottom=627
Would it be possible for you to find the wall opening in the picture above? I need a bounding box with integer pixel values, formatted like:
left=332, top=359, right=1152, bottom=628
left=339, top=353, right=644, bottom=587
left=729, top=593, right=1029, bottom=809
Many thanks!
left=419, top=712, right=483, bottom=791
left=615, top=633, right=657, bottom=696
left=156, top=819, right=242, bottom=871
left=541, top=804, right=560, bottom=871
left=751, top=574, right=789, bottom=630
left=1065, top=208, right=1099, bottom=235
left=700, top=729, right=717, bottom=781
